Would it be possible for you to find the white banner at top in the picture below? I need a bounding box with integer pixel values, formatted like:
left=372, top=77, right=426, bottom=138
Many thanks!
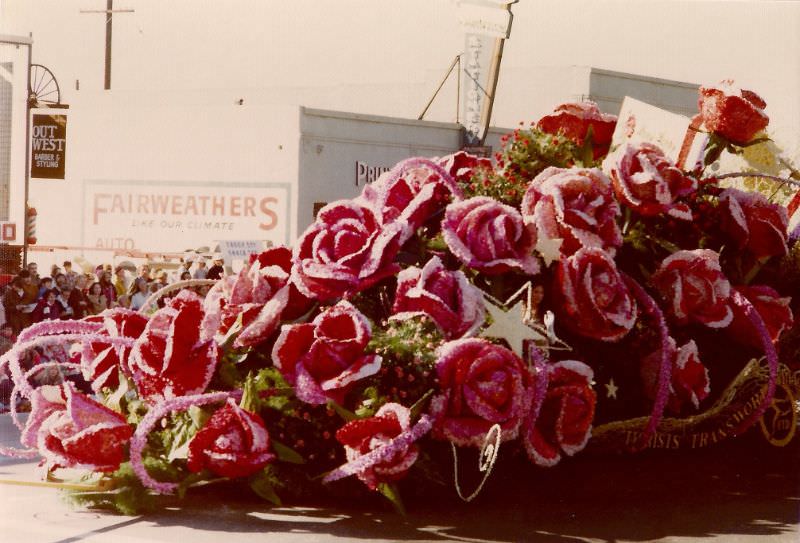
left=457, top=2, right=513, bottom=39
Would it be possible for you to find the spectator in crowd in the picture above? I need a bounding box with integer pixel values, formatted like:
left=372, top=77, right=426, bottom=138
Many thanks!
left=180, top=270, right=192, bottom=281
left=20, top=270, right=39, bottom=305
left=57, top=284, right=75, bottom=319
left=174, top=259, right=193, bottom=282
left=37, top=276, right=54, bottom=300
left=192, top=258, right=208, bottom=279
left=206, top=257, right=225, bottom=280
left=154, top=270, right=169, bottom=289
left=63, top=261, right=79, bottom=287
left=117, top=294, right=131, bottom=309
left=114, top=266, right=129, bottom=298
left=27, top=262, right=39, bottom=283
left=4, top=276, right=26, bottom=334
left=129, top=277, right=150, bottom=311
left=54, top=273, right=68, bottom=293
left=50, top=264, right=62, bottom=278
left=31, top=288, right=62, bottom=323
left=138, top=263, right=152, bottom=283
left=68, top=275, right=90, bottom=319
left=86, top=282, right=108, bottom=315
left=0, top=322, right=14, bottom=355
left=98, top=270, right=117, bottom=308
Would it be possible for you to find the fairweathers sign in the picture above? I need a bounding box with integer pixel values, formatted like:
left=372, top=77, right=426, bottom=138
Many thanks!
left=31, top=113, right=67, bottom=179
left=83, top=180, right=291, bottom=252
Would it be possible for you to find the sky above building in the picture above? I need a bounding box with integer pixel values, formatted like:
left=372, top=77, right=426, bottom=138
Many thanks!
left=2, top=0, right=799, bottom=143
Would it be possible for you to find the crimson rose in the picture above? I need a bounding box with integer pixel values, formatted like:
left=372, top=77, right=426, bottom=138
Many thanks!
left=521, top=166, right=622, bottom=257
left=391, top=256, right=485, bottom=339
left=523, top=360, right=596, bottom=467
left=698, top=80, right=769, bottom=144
left=729, top=285, right=794, bottom=347
left=651, top=249, right=732, bottom=328
left=719, top=188, right=789, bottom=259
left=438, top=150, right=492, bottom=184
left=292, top=200, right=408, bottom=301
left=555, top=248, right=637, bottom=342
left=604, top=143, right=697, bottom=219
left=429, top=338, right=533, bottom=447
left=129, top=290, right=219, bottom=402
left=442, top=196, right=539, bottom=275
left=642, top=338, right=710, bottom=413
left=272, top=301, right=381, bottom=405
left=21, top=383, right=132, bottom=471
left=537, top=101, right=617, bottom=158
left=81, top=308, right=148, bottom=392
left=187, top=398, right=275, bottom=478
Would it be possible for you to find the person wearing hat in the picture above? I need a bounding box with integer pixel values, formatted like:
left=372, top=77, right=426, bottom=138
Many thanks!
left=206, top=257, right=225, bottom=280
left=192, top=258, right=208, bottom=280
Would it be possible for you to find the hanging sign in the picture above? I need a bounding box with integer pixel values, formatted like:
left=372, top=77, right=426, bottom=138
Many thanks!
left=30, top=112, right=67, bottom=179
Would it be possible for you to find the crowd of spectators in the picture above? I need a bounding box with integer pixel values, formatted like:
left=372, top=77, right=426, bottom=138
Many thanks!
left=0, top=256, right=227, bottom=410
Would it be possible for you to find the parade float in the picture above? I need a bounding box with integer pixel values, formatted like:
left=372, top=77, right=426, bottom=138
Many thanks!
left=1, top=80, right=798, bottom=514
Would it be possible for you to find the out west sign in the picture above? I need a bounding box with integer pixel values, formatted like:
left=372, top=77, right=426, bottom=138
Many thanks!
left=30, top=113, right=67, bottom=179
left=83, top=180, right=291, bottom=252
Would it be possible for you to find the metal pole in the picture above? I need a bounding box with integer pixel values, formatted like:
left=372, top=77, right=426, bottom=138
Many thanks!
left=22, top=36, right=32, bottom=268
left=456, top=56, right=461, bottom=125
left=104, top=0, right=113, bottom=90
left=418, top=54, right=461, bottom=121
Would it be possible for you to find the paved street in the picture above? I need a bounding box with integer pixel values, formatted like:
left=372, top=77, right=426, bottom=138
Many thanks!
left=1, top=414, right=798, bottom=542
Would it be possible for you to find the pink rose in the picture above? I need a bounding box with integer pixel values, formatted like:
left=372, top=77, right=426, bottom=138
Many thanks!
left=430, top=338, right=533, bottom=447
left=21, top=383, right=132, bottom=471
left=651, top=249, right=732, bottom=328
left=391, top=256, right=485, bottom=338
left=698, top=80, right=769, bottom=144
left=250, top=247, right=313, bottom=320
left=129, top=290, right=220, bottom=402
left=555, top=248, right=637, bottom=342
left=81, top=308, right=149, bottom=392
left=719, top=188, right=789, bottom=259
left=333, top=402, right=422, bottom=490
left=642, top=338, right=710, bottom=412
left=437, top=151, right=492, bottom=184
left=537, top=101, right=617, bottom=158
left=359, top=161, right=461, bottom=237
left=203, top=246, right=312, bottom=348
left=729, top=285, right=794, bottom=346
left=442, top=196, right=539, bottom=275
left=272, top=301, right=381, bottom=405
left=604, top=143, right=697, bottom=220
left=523, top=360, right=596, bottom=467
left=187, top=398, right=275, bottom=478
left=292, top=200, right=408, bottom=301
left=521, top=166, right=622, bottom=257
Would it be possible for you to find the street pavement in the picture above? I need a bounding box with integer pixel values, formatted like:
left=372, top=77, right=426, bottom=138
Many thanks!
left=1, top=414, right=798, bottom=542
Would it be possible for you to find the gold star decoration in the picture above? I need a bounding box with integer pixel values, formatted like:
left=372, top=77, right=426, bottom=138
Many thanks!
left=605, top=378, right=619, bottom=400
left=481, top=283, right=548, bottom=357
left=534, top=236, right=564, bottom=267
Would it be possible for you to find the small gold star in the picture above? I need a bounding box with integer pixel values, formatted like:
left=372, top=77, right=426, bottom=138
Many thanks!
left=605, top=378, right=619, bottom=400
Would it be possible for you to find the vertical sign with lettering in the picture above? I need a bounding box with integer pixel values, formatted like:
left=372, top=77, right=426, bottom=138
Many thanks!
left=31, top=113, right=67, bottom=179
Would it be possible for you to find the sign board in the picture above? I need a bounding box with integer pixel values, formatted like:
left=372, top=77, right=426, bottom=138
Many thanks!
left=611, top=97, right=708, bottom=171
left=0, top=222, right=16, bottom=242
left=83, top=180, right=291, bottom=252
left=457, top=2, right=514, bottom=39
left=460, top=33, right=495, bottom=145
left=30, top=113, right=67, bottom=179
left=218, top=240, right=265, bottom=266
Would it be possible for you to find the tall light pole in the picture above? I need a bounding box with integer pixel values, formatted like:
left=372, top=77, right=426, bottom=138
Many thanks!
left=80, top=0, right=134, bottom=90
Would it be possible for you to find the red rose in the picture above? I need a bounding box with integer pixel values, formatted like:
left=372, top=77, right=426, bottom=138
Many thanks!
left=719, top=188, right=789, bottom=259
left=698, top=80, right=769, bottom=144
left=187, top=398, right=275, bottom=478
left=555, top=248, right=637, bottom=342
left=442, top=196, right=540, bottom=275
left=203, top=246, right=312, bottom=348
left=523, top=360, right=596, bottom=467
left=521, top=166, right=622, bottom=257
left=651, top=249, right=732, bottom=328
left=129, top=290, right=220, bottom=402
left=292, top=200, right=408, bottom=301
left=429, top=338, right=533, bottom=447
left=437, top=150, right=492, bottom=184
left=642, top=338, right=710, bottom=413
left=333, top=403, right=422, bottom=490
left=80, top=308, right=149, bottom=393
left=21, top=383, right=132, bottom=471
left=604, top=143, right=697, bottom=219
left=537, top=101, right=617, bottom=158
left=272, top=301, right=381, bottom=405
left=359, top=161, right=461, bottom=238
left=729, top=285, right=794, bottom=346
left=249, top=246, right=313, bottom=321
left=391, top=256, right=485, bottom=339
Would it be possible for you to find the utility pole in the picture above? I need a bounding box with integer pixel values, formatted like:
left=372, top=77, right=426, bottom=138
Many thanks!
left=80, top=0, right=134, bottom=90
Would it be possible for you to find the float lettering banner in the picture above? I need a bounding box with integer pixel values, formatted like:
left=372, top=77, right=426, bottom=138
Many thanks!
left=83, top=180, right=291, bottom=252
left=30, top=113, right=67, bottom=179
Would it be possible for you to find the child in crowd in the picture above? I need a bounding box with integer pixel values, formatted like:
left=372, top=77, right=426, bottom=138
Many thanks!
left=31, top=288, right=61, bottom=323
left=87, top=282, right=108, bottom=315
